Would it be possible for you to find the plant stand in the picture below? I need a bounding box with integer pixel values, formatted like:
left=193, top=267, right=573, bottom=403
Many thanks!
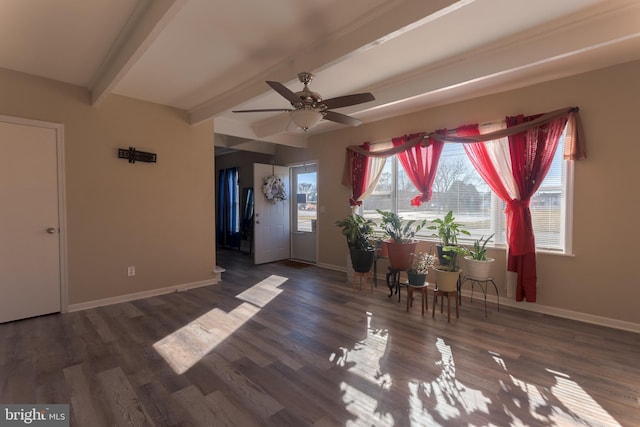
left=353, top=271, right=373, bottom=293
left=432, top=288, right=459, bottom=322
left=386, top=267, right=407, bottom=302
left=460, top=276, right=500, bottom=317
left=406, top=282, right=430, bottom=316
left=372, top=252, right=386, bottom=287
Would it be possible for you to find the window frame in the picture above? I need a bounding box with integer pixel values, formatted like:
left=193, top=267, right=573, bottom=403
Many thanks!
left=360, top=136, right=574, bottom=255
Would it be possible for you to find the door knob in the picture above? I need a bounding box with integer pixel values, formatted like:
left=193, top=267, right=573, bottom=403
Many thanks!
left=46, top=227, right=57, bottom=234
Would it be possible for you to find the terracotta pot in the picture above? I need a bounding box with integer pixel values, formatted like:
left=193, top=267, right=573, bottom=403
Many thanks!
left=375, top=240, right=388, bottom=257
left=383, top=240, right=418, bottom=271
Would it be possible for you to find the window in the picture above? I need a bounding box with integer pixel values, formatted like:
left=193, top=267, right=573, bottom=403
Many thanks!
left=292, top=166, right=317, bottom=233
left=361, top=132, right=572, bottom=253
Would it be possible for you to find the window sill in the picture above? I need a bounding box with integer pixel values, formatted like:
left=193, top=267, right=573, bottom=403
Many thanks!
left=415, top=238, right=574, bottom=257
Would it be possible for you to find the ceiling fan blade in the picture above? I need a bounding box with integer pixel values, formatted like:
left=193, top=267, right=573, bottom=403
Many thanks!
left=322, top=92, right=375, bottom=109
left=232, top=108, right=292, bottom=113
left=266, top=81, right=301, bottom=105
left=323, top=110, right=362, bottom=127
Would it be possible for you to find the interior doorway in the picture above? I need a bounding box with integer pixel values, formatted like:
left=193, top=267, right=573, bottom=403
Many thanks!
left=0, top=116, right=66, bottom=323
left=290, top=164, right=317, bottom=263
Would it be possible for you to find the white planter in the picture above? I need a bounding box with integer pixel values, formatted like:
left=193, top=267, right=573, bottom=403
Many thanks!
left=464, top=256, right=494, bottom=280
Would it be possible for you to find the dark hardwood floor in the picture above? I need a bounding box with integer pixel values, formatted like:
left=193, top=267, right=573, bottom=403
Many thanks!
left=1, top=248, right=639, bottom=426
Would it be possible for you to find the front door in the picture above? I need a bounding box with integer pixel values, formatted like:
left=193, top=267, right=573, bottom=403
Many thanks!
left=0, top=117, right=63, bottom=323
left=253, top=163, right=290, bottom=264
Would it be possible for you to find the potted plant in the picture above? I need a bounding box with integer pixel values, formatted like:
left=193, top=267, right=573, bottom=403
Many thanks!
left=463, top=233, right=495, bottom=280
left=335, top=213, right=376, bottom=273
left=407, top=250, right=436, bottom=286
left=433, top=245, right=466, bottom=291
left=376, top=209, right=426, bottom=270
left=427, top=210, right=471, bottom=264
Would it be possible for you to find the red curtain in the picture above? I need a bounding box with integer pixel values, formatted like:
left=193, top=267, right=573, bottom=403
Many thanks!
left=392, top=133, right=444, bottom=206
left=506, top=114, right=567, bottom=301
left=464, top=115, right=567, bottom=301
left=348, top=142, right=370, bottom=206
left=462, top=127, right=513, bottom=203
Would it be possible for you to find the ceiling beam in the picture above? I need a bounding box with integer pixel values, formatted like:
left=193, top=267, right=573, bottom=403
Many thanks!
left=89, top=0, right=187, bottom=107
left=188, top=0, right=466, bottom=125
left=362, top=0, right=640, bottom=113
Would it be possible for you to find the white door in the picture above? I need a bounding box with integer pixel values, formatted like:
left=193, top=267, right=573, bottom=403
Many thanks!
left=291, top=164, right=317, bottom=263
left=0, top=119, right=62, bottom=323
left=253, top=163, right=290, bottom=264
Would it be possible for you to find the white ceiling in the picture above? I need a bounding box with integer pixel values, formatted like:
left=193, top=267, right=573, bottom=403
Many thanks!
left=2, top=0, right=640, bottom=152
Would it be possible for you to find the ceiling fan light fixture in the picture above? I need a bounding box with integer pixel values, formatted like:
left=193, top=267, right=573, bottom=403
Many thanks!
left=290, top=108, right=323, bottom=131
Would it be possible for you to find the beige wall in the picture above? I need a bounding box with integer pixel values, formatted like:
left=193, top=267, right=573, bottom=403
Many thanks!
left=276, top=59, right=640, bottom=325
left=0, top=69, right=216, bottom=305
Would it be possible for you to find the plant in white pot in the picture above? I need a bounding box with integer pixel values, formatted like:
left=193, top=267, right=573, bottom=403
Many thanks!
left=463, top=234, right=495, bottom=280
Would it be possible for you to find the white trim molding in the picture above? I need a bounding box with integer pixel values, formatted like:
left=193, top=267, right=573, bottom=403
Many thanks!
left=67, top=278, right=219, bottom=312
left=458, top=290, right=640, bottom=334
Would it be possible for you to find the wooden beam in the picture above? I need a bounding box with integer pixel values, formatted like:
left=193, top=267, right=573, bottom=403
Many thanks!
left=89, top=0, right=187, bottom=107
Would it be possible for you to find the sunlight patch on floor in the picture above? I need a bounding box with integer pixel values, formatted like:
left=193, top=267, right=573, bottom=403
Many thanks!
left=490, top=352, right=622, bottom=426
left=340, top=382, right=394, bottom=427
left=411, top=337, right=490, bottom=424
left=547, top=368, right=621, bottom=426
left=330, top=311, right=394, bottom=425
left=153, top=275, right=287, bottom=374
left=330, top=312, right=392, bottom=390
left=406, top=342, right=622, bottom=425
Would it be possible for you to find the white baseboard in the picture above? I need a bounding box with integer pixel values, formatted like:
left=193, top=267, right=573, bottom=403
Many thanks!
left=458, top=289, right=640, bottom=333
left=67, top=278, right=219, bottom=313
left=316, top=262, right=345, bottom=273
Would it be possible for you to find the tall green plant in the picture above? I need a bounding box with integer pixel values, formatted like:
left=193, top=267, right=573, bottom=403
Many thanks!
left=376, top=209, right=426, bottom=243
left=335, top=214, right=376, bottom=251
left=438, top=245, right=467, bottom=271
left=427, top=210, right=470, bottom=246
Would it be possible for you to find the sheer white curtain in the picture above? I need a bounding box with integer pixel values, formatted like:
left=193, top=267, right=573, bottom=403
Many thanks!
left=350, top=142, right=391, bottom=212
left=472, top=122, right=519, bottom=298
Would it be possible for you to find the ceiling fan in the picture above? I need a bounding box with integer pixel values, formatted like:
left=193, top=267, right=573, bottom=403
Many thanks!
left=232, top=72, right=375, bottom=131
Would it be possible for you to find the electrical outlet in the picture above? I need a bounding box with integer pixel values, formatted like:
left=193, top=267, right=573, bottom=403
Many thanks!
left=127, top=266, right=135, bottom=276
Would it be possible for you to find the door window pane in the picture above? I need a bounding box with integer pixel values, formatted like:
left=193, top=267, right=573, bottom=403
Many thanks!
left=296, top=171, right=317, bottom=232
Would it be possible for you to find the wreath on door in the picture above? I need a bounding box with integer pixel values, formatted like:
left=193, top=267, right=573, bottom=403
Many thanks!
left=262, top=175, right=287, bottom=203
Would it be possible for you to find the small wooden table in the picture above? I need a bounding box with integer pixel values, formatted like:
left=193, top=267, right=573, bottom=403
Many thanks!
left=352, top=271, right=373, bottom=293
left=432, top=288, right=459, bottom=322
left=406, top=281, right=430, bottom=316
